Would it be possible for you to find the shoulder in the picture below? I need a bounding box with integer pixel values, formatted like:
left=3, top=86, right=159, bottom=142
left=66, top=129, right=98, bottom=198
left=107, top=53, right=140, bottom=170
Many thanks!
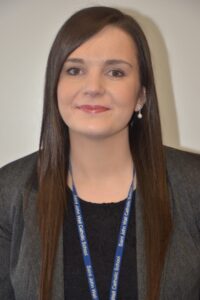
left=165, top=145, right=200, bottom=172
left=164, top=147, right=200, bottom=189
left=0, top=152, right=38, bottom=223
left=0, top=152, right=38, bottom=189
left=164, top=146, right=200, bottom=231
left=164, top=146, right=200, bottom=188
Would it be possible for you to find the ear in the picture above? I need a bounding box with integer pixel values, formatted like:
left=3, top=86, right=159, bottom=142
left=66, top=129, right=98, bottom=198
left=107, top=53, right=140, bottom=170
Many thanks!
left=134, top=87, right=146, bottom=112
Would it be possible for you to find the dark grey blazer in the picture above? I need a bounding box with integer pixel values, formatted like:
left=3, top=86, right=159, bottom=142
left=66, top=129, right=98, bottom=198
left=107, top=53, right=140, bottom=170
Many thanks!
left=0, top=147, right=200, bottom=300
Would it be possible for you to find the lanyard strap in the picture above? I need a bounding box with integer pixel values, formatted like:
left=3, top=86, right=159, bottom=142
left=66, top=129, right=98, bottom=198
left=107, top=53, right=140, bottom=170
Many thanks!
left=70, top=170, right=135, bottom=300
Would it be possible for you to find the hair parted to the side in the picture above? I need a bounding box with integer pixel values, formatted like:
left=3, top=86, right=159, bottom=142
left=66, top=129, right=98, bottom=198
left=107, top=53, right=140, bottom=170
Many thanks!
left=37, top=6, right=173, bottom=300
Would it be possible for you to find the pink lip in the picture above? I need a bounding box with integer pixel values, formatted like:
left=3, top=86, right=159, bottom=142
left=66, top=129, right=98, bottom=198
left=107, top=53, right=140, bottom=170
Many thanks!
left=77, top=105, right=110, bottom=113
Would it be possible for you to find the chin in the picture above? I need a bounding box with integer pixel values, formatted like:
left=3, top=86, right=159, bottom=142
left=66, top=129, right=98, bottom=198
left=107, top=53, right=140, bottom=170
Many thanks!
left=81, top=131, right=112, bottom=140
left=69, top=127, right=116, bottom=140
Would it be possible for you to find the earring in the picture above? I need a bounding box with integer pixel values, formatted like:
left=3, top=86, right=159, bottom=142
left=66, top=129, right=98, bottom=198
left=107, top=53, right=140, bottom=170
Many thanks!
left=137, top=109, right=143, bottom=119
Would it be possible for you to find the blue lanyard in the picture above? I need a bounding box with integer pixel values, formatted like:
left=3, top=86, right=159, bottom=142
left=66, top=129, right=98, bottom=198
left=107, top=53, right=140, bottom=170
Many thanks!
left=70, top=169, right=135, bottom=300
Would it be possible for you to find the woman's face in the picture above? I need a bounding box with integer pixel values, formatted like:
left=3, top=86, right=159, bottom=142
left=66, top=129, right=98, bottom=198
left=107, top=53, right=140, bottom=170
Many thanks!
left=57, top=25, right=145, bottom=140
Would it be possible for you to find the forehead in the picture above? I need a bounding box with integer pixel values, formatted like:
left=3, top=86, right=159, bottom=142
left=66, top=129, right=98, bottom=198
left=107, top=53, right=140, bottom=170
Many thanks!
left=68, top=25, right=138, bottom=64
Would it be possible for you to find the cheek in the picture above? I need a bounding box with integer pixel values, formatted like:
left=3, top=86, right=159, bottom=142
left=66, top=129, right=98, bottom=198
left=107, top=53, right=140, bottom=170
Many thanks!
left=57, top=80, right=68, bottom=105
left=57, top=81, right=74, bottom=117
left=57, top=83, right=71, bottom=123
left=116, top=85, right=140, bottom=110
left=114, top=84, right=140, bottom=124
left=57, top=93, right=65, bottom=120
left=57, top=79, right=80, bottom=108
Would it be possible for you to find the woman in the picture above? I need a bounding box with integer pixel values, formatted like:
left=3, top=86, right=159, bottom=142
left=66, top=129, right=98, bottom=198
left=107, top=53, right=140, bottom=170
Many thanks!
left=0, top=6, right=200, bottom=300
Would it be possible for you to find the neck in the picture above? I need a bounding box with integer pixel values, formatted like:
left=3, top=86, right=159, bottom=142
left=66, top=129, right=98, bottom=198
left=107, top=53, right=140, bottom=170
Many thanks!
left=67, top=129, right=136, bottom=203
left=69, top=130, right=133, bottom=180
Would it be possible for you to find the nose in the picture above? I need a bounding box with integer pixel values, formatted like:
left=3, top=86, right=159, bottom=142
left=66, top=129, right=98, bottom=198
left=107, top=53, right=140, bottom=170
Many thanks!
left=83, top=70, right=105, bottom=97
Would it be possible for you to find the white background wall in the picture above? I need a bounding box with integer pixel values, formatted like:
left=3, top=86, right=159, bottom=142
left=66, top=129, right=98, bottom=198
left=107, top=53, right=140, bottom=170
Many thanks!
left=0, top=0, right=200, bottom=167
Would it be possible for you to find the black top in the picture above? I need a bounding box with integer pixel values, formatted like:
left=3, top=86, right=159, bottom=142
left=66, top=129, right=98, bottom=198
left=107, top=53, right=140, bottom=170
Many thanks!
left=63, top=187, right=138, bottom=300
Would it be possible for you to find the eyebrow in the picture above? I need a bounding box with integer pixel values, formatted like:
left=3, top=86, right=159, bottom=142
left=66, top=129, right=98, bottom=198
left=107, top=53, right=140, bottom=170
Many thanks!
left=65, top=58, right=133, bottom=68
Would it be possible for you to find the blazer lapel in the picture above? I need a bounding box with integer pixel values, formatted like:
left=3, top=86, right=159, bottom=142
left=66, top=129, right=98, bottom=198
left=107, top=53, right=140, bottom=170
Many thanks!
left=23, top=189, right=41, bottom=299
left=24, top=189, right=65, bottom=300
left=135, top=190, right=147, bottom=300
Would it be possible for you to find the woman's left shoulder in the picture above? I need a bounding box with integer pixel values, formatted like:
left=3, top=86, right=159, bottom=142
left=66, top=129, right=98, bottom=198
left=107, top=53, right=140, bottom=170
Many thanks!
left=164, top=146, right=200, bottom=228
left=164, top=146, right=200, bottom=186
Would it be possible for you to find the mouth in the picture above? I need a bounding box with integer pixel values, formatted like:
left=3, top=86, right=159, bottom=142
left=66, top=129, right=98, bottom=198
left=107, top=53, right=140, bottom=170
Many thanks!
left=76, top=105, right=111, bottom=114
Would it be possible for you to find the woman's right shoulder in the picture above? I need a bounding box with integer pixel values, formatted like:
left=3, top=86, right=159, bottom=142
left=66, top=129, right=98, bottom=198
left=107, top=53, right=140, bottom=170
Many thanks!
left=0, top=152, right=39, bottom=230
left=0, top=151, right=39, bottom=193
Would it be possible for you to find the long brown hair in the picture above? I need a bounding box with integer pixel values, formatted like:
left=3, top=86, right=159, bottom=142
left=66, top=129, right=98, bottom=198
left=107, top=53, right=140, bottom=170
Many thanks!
left=37, top=6, right=173, bottom=300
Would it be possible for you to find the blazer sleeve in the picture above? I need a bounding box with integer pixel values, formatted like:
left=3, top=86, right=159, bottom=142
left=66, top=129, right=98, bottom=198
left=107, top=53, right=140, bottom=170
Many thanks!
left=0, top=152, right=37, bottom=300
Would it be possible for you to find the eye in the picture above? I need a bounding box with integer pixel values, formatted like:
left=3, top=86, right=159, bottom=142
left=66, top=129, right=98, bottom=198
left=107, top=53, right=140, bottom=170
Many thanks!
left=107, top=69, right=126, bottom=78
left=66, top=67, right=83, bottom=76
